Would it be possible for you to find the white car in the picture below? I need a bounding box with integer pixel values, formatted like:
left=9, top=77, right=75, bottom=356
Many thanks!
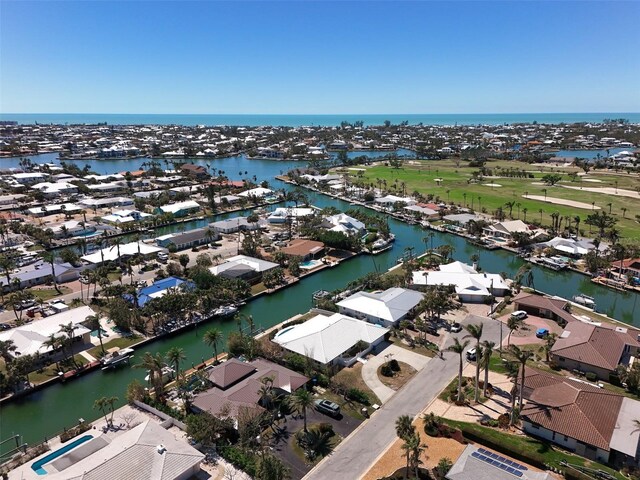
left=510, top=310, right=528, bottom=321
left=157, top=252, right=169, bottom=263
left=466, top=348, right=477, bottom=361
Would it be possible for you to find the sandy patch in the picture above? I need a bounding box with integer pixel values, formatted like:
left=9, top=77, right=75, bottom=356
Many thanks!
left=348, top=168, right=367, bottom=171
left=530, top=182, right=545, bottom=185
left=561, top=185, right=640, bottom=199
left=581, top=178, right=603, bottom=183
left=483, top=183, right=502, bottom=187
left=522, top=194, right=600, bottom=209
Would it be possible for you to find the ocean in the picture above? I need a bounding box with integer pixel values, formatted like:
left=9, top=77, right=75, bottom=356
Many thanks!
left=1, top=112, right=639, bottom=127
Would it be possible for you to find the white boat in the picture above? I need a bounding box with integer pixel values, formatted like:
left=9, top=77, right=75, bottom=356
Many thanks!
left=371, top=234, right=395, bottom=251
left=214, top=305, right=238, bottom=317
left=145, top=366, right=175, bottom=384
left=101, top=348, right=134, bottom=369
left=573, top=294, right=597, bottom=310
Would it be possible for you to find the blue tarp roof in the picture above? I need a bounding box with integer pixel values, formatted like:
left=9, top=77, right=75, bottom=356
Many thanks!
left=131, top=276, right=194, bottom=307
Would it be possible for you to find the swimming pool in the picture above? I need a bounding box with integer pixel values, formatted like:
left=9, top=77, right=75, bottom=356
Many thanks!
left=300, top=259, right=323, bottom=270
left=31, top=434, right=93, bottom=475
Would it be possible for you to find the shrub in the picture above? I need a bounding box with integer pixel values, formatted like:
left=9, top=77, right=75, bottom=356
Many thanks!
left=59, top=422, right=91, bottom=443
left=220, top=446, right=257, bottom=477
left=317, top=422, right=335, bottom=437
left=347, top=387, right=370, bottom=405
left=389, top=359, right=400, bottom=372
left=585, top=372, right=597, bottom=382
left=315, top=373, right=330, bottom=388
left=381, top=364, right=394, bottom=377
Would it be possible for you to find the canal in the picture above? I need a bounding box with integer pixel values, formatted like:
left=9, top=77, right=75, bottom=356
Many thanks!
left=1, top=153, right=638, bottom=450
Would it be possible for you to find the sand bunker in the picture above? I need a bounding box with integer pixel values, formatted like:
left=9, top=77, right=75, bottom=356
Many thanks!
left=562, top=185, right=640, bottom=199
left=523, top=194, right=601, bottom=210
left=581, top=178, right=603, bottom=183
left=483, top=183, right=502, bottom=187
left=531, top=182, right=545, bottom=185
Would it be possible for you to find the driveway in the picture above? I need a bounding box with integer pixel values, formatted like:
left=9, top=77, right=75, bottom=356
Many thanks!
left=361, top=343, right=431, bottom=403
left=304, top=313, right=504, bottom=480
left=269, top=408, right=362, bottom=480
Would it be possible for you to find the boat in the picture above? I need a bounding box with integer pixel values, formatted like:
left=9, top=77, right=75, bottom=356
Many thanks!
left=145, top=366, right=175, bottom=384
left=101, top=348, right=134, bottom=370
left=573, top=294, right=597, bottom=310
left=214, top=305, right=238, bottom=317
left=371, top=234, right=395, bottom=251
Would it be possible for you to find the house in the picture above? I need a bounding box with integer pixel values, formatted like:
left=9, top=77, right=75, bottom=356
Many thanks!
left=102, top=209, right=151, bottom=224
left=403, top=204, right=439, bottom=219
left=550, top=322, right=640, bottom=380
left=0, top=260, right=80, bottom=292
left=79, top=197, right=134, bottom=210
left=374, top=195, right=417, bottom=210
left=273, top=312, right=389, bottom=367
left=50, top=220, right=96, bottom=239
left=412, top=261, right=510, bottom=303
left=443, top=213, right=483, bottom=226
left=513, top=294, right=574, bottom=325
left=612, top=258, right=640, bottom=281
left=446, top=445, right=553, bottom=480
left=11, top=172, right=49, bottom=185
left=40, top=420, right=204, bottom=480
left=209, top=255, right=279, bottom=284
left=180, top=163, right=209, bottom=178
left=321, top=213, right=366, bottom=236
left=155, top=227, right=218, bottom=250
left=133, top=276, right=195, bottom=307
left=157, top=200, right=201, bottom=217
left=521, top=368, right=640, bottom=466
left=210, top=216, right=266, bottom=234
left=535, top=236, right=604, bottom=257
left=237, top=187, right=274, bottom=199
left=267, top=207, right=316, bottom=223
left=337, top=287, right=424, bottom=327
left=0, top=305, right=95, bottom=359
left=483, top=220, right=532, bottom=239
left=191, top=358, right=308, bottom=419
left=280, top=239, right=325, bottom=261
left=31, top=181, right=78, bottom=198
left=87, top=181, right=127, bottom=194
left=81, top=241, right=163, bottom=265
left=27, top=203, right=82, bottom=217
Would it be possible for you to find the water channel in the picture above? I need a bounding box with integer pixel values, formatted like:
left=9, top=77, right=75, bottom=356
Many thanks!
left=1, top=151, right=638, bottom=450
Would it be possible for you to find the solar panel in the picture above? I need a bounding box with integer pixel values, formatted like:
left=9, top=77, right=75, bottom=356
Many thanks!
left=471, top=450, right=527, bottom=477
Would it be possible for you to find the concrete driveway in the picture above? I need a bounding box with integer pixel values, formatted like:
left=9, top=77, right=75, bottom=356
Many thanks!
left=361, top=343, right=431, bottom=403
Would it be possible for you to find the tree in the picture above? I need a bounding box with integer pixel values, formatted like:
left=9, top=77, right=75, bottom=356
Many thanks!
left=178, top=254, right=190, bottom=274
left=541, top=173, right=562, bottom=186
left=436, top=244, right=454, bottom=262
left=435, top=457, right=454, bottom=479
left=395, top=414, right=415, bottom=441
left=447, top=338, right=470, bottom=403
left=256, top=452, right=291, bottom=480
left=203, top=328, right=223, bottom=364
left=507, top=315, right=523, bottom=345
left=40, top=250, right=62, bottom=294
left=292, top=388, right=313, bottom=432
left=94, top=395, right=119, bottom=427
left=134, top=352, right=165, bottom=400
left=480, top=341, right=496, bottom=398
left=85, top=312, right=106, bottom=355
left=464, top=322, right=483, bottom=403
left=585, top=211, right=617, bottom=236
left=58, top=321, right=80, bottom=369
left=508, top=345, right=533, bottom=408
left=0, top=339, right=17, bottom=364
left=539, top=333, right=557, bottom=362
left=166, top=346, right=186, bottom=377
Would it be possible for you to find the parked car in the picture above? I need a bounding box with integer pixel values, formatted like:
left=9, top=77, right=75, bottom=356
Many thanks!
left=314, top=399, right=340, bottom=417
left=510, top=310, right=528, bottom=321
left=450, top=322, right=462, bottom=333
left=14, top=300, right=36, bottom=311
left=157, top=252, right=169, bottom=263
left=536, top=328, right=549, bottom=338
left=466, top=347, right=477, bottom=361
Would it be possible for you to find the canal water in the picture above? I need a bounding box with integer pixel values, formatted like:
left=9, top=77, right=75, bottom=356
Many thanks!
left=1, top=152, right=638, bottom=451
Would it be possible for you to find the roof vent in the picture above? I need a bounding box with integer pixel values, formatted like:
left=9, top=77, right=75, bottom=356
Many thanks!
left=157, top=444, right=166, bottom=454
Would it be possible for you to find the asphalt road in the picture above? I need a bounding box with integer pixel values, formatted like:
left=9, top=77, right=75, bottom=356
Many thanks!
left=304, top=314, right=504, bottom=480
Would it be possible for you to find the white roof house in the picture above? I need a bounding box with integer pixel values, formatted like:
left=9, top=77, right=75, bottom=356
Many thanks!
left=412, top=262, right=509, bottom=303
left=536, top=236, right=604, bottom=256
left=0, top=305, right=95, bottom=357
left=237, top=187, right=274, bottom=198
left=31, top=182, right=78, bottom=197
left=374, top=195, right=417, bottom=207
left=337, top=287, right=424, bottom=327
left=158, top=200, right=200, bottom=215
left=42, top=420, right=204, bottom=480
left=321, top=213, right=366, bottom=236
left=484, top=220, right=531, bottom=238
left=268, top=207, right=316, bottom=223
left=81, top=241, right=162, bottom=264
left=209, top=255, right=278, bottom=275
left=273, top=313, right=389, bottom=366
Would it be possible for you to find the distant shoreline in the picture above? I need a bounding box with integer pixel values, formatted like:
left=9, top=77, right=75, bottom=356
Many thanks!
left=2, top=112, right=639, bottom=127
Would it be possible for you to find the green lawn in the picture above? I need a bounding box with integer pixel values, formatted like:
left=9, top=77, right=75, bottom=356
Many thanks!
left=339, top=159, right=640, bottom=241
left=87, top=335, right=142, bottom=359
left=30, top=286, right=72, bottom=301
left=441, top=419, right=626, bottom=480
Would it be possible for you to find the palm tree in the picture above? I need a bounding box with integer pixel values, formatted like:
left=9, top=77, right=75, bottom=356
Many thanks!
left=203, top=328, right=223, bottom=364
left=395, top=414, right=414, bottom=441
left=522, top=207, right=528, bottom=222
left=166, top=347, right=186, bottom=378
left=539, top=333, right=557, bottom=362
left=134, top=352, right=165, bottom=400
left=480, top=340, right=496, bottom=398
left=292, top=388, right=313, bottom=432
left=400, top=433, right=425, bottom=480
left=85, top=312, right=105, bottom=355
left=447, top=338, right=470, bottom=403
left=509, top=345, right=533, bottom=408
left=507, top=316, right=523, bottom=345
left=43, top=334, right=61, bottom=371
left=40, top=250, right=61, bottom=294
left=464, top=322, right=483, bottom=403
left=58, top=322, right=79, bottom=368
left=0, top=339, right=17, bottom=364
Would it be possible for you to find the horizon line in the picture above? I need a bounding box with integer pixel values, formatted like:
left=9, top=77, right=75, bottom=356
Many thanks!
left=2, top=111, right=639, bottom=116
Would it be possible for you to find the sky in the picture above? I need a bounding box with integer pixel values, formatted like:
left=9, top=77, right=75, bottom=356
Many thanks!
left=1, top=1, right=639, bottom=114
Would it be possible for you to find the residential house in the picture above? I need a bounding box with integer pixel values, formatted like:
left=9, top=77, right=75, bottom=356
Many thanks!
left=155, top=227, right=218, bottom=250
left=273, top=312, right=389, bottom=368
left=157, top=200, right=200, bottom=217
left=550, top=322, right=640, bottom=380
left=237, top=187, right=274, bottom=199
left=0, top=260, right=80, bottom=292
left=267, top=207, right=316, bottom=223
left=180, top=163, right=209, bottom=179
left=514, top=294, right=575, bottom=326
left=31, top=181, right=78, bottom=198
left=27, top=203, right=82, bottom=217
left=191, top=358, right=308, bottom=419
left=483, top=220, right=532, bottom=239
left=321, top=213, right=366, bottom=236
left=535, top=236, right=605, bottom=257
left=209, top=255, right=279, bottom=284
left=102, top=209, right=151, bottom=224
left=521, top=368, right=640, bottom=466
left=132, top=276, right=195, bottom=307
left=374, top=195, right=417, bottom=210
left=79, top=197, right=134, bottom=210
left=81, top=241, right=163, bottom=266
left=280, top=239, right=325, bottom=261
left=11, top=172, right=49, bottom=185
left=446, top=445, right=553, bottom=480
left=337, top=287, right=424, bottom=328
left=210, top=216, right=266, bottom=234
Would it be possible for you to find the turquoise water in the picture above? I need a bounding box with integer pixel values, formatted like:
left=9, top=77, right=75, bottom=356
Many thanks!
left=31, top=434, right=93, bottom=475
left=2, top=113, right=639, bottom=127
left=553, top=148, right=633, bottom=159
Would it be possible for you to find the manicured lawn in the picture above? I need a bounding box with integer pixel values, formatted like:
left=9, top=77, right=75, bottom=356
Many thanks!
left=250, top=282, right=267, bottom=295
left=87, top=335, right=142, bottom=359
left=388, top=335, right=437, bottom=358
left=441, top=419, right=626, bottom=480
left=30, top=286, right=72, bottom=301
left=339, top=159, right=640, bottom=241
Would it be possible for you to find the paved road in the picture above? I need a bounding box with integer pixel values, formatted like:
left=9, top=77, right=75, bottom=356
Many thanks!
left=304, top=314, right=504, bottom=480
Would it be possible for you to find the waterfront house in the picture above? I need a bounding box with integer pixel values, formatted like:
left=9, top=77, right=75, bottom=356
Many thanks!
left=267, top=207, right=316, bottom=223
left=40, top=419, right=204, bottom=480
left=50, top=220, right=96, bottom=239
left=31, top=181, right=78, bottom=198
left=280, top=239, right=325, bottom=261
left=180, top=163, right=209, bottom=179
left=483, top=220, right=533, bottom=240
left=446, top=445, right=553, bottom=480
left=411, top=261, right=509, bottom=303
left=612, top=257, right=640, bottom=282
left=157, top=200, right=200, bottom=217
left=403, top=204, right=439, bottom=219
left=0, top=260, right=80, bottom=292
left=513, top=293, right=574, bottom=326
left=101, top=209, right=151, bottom=224
left=374, top=195, right=417, bottom=210
left=336, top=287, right=424, bottom=328
left=191, top=358, right=308, bottom=420
left=321, top=213, right=366, bottom=236
left=81, top=241, right=163, bottom=265
left=273, top=312, right=389, bottom=368
left=210, top=216, right=266, bottom=234
left=237, top=187, right=274, bottom=199
left=155, top=227, right=217, bottom=250
left=209, top=254, right=279, bottom=284
left=79, top=196, right=134, bottom=211
left=443, top=213, right=484, bottom=226
left=132, top=276, right=195, bottom=307
left=521, top=368, right=640, bottom=466
left=0, top=305, right=95, bottom=359
left=550, top=322, right=640, bottom=380
left=535, top=236, right=605, bottom=257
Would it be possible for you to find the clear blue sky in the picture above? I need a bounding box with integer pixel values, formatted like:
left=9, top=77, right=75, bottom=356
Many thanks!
left=1, top=1, right=639, bottom=114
